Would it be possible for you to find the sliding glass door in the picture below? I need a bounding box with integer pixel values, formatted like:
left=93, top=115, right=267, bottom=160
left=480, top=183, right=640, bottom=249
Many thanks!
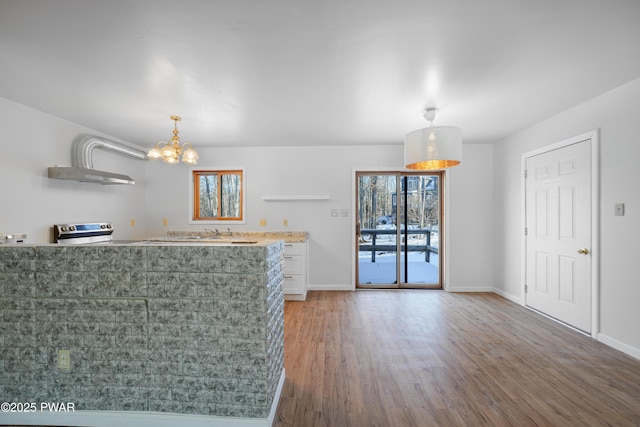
left=356, top=172, right=442, bottom=289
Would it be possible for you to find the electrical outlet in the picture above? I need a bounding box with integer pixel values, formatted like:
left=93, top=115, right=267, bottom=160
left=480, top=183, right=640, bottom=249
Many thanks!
left=58, top=349, right=70, bottom=370
left=162, top=218, right=169, bottom=226
left=340, top=209, right=349, bottom=217
left=283, top=218, right=289, bottom=227
left=330, top=209, right=338, bottom=217
left=130, top=218, right=136, bottom=227
left=259, top=218, right=267, bottom=226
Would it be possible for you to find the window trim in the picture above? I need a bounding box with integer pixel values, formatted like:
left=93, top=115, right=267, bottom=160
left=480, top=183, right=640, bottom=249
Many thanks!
left=189, top=167, right=246, bottom=224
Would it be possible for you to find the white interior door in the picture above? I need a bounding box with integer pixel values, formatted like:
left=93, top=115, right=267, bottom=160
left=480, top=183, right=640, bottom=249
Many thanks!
left=525, top=139, right=592, bottom=333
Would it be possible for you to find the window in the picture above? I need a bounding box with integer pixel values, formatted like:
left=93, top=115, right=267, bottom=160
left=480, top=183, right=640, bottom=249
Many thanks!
left=192, top=169, right=244, bottom=222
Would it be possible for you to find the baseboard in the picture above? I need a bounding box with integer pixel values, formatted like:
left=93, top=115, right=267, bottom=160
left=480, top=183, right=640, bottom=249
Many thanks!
left=0, top=370, right=286, bottom=427
left=491, top=287, right=523, bottom=305
left=307, top=285, right=502, bottom=293
left=445, top=286, right=495, bottom=293
left=268, top=367, right=286, bottom=426
left=597, top=333, right=640, bottom=361
left=306, top=284, right=355, bottom=291
left=284, top=290, right=307, bottom=301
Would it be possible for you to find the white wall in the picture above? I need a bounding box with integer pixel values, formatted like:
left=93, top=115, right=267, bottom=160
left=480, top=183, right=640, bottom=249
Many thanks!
left=0, top=97, right=148, bottom=242
left=145, top=145, right=406, bottom=287
left=493, top=77, right=640, bottom=357
left=4, top=70, right=637, bottom=355
left=448, top=144, right=495, bottom=291
left=144, top=143, right=495, bottom=290
left=1, top=93, right=495, bottom=291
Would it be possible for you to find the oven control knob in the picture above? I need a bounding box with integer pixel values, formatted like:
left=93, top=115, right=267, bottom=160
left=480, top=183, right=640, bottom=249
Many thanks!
left=100, top=224, right=106, bottom=229
left=60, top=226, right=67, bottom=232
left=70, top=226, right=76, bottom=231
left=106, top=224, right=112, bottom=229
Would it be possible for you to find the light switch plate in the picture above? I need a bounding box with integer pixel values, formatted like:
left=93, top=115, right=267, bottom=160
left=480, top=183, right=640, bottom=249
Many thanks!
left=615, top=203, right=625, bottom=216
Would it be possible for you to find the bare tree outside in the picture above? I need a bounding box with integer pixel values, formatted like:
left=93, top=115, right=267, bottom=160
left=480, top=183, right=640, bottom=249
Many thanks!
left=193, top=170, right=243, bottom=221
left=358, top=175, right=438, bottom=229
left=357, top=172, right=441, bottom=287
left=220, top=174, right=240, bottom=217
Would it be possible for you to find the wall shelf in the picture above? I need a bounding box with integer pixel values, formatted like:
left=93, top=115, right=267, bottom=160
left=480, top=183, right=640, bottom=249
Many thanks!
left=262, top=195, right=331, bottom=201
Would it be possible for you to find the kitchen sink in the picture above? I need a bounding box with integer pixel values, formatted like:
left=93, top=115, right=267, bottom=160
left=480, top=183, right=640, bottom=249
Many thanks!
left=136, top=238, right=259, bottom=245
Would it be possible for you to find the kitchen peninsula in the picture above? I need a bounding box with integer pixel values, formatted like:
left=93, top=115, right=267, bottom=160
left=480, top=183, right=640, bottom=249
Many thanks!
left=0, top=238, right=285, bottom=427
left=167, top=231, right=309, bottom=301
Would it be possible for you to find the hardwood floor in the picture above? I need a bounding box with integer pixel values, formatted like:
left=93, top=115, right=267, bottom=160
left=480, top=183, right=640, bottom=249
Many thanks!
left=273, top=291, right=640, bottom=427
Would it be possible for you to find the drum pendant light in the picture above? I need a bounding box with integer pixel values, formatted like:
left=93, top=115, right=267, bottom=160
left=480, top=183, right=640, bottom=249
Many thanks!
left=404, top=108, right=462, bottom=170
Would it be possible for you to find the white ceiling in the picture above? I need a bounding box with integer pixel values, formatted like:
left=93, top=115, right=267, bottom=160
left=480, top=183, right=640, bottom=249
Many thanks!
left=2, top=0, right=640, bottom=149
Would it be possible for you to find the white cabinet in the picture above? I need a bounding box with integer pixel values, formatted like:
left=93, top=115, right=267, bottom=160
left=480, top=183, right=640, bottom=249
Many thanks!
left=282, top=241, right=308, bottom=301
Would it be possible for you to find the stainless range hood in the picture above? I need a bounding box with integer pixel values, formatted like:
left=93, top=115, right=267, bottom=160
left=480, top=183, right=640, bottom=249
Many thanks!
left=48, top=134, right=148, bottom=185
left=48, top=166, right=138, bottom=185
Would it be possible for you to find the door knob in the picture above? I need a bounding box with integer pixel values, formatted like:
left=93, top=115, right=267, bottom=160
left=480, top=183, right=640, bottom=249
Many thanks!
left=577, top=248, right=590, bottom=255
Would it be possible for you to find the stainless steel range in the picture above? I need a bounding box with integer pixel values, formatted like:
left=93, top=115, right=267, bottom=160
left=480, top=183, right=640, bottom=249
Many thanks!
left=53, top=222, right=138, bottom=244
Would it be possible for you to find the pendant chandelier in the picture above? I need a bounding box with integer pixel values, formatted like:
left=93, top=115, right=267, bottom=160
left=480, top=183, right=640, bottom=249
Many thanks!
left=404, top=108, right=461, bottom=170
left=148, top=115, right=199, bottom=165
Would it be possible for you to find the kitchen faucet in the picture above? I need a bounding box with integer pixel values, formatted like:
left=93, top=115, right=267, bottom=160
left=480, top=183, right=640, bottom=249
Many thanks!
left=204, top=228, right=220, bottom=237
left=204, top=227, right=233, bottom=237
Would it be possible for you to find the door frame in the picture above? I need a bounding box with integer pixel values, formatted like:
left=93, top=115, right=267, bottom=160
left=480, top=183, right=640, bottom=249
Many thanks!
left=520, top=129, right=600, bottom=338
left=352, top=168, right=451, bottom=290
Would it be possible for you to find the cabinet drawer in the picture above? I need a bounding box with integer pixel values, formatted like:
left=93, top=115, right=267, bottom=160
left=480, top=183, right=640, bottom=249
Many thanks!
left=282, top=241, right=307, bottom=298
left=283, top=274, right=304, bottom=293
left=284, top=242, right=306, bottom=256
left=283, top=255, right=304, bottom=273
